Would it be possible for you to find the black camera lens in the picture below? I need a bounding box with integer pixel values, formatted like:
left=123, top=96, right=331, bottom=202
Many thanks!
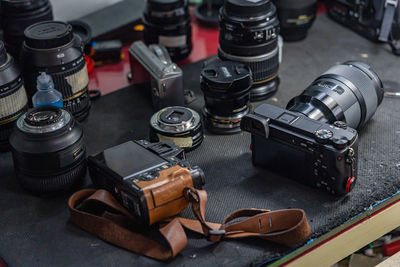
left=21, top=21, right=91, bottom=121
left=201, top=59, right=253, bottom=134
left=0, top=0, right=53, bottom=58
left=0, top=41, right=28, bottom=152
left=287, top=61, right=384, bottom=130
left=150, top=106, right=203, bottom=151
left=143, top=0, right=192, bottom=61
left=218, top=0, right=280, bottom=101
left=274, top=0, right=317, bottom=42
left=9, top=106, right=86, bottom=193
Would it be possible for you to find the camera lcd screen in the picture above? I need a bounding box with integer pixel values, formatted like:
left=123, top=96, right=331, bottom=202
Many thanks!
left=102, top=141, right=167, bottom=179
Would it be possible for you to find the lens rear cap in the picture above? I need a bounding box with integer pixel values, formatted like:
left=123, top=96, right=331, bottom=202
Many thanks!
left=159, top=107, right=192, bottom=124
left=24, top=21, right=74, bottom=49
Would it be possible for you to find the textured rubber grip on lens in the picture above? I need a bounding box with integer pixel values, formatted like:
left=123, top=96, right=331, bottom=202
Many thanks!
left=16, top=160, right=87, bottom=193
left=245, top=53, right=280, bottom=82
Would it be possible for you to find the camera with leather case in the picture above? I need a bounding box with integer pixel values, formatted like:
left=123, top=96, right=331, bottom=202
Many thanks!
left=87, top=140, right=205, bottom=226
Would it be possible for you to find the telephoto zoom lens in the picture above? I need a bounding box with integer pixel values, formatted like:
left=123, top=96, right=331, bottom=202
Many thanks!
left=143, top=0, right=192, bottom=61
left=150, top=106, right=203, bottom=151
left=274, top=0, right=317, bottom=42
left=0, top=41, right=28, bottom=152
left=201, top=59, right=253, bottom=134
left=218, top=0, right=280, bottom=102
left=287, top=61, right=384, bottom=130
left=21, top=21, right=91, bottom=121
left=0, top=0, right=53, bottom=58
left=9, top=106, right=86, bottom=193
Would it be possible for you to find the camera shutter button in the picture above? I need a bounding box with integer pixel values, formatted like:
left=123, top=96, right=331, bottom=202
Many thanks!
left=315, top=129, right=333, bottom=144
left=333, top=121, right=348, bottom=129
left=331, top=136, right=349, bottom=149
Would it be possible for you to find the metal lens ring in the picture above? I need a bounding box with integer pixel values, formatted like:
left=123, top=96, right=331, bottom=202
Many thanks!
left=17, top=107, right=71, bottom=134
left=150, top=106, right=203, bottom=151
left=203, top=105, right=250, bottom=134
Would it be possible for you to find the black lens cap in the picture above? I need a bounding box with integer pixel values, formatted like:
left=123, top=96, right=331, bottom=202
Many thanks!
left=201, top=59, right=252, bottom=93
left=24, top=21, right=74, bottom=49
left=147, top=0, right=185, bottom=11
left=0, top=41, right=8, bottom=66
left=159, top=107, right=192, bottom=124
left=69, top=20, right=92, bottom=54
left=224, top=0, right=272, bottom=18
left=25, top=106, right=63, bottom=126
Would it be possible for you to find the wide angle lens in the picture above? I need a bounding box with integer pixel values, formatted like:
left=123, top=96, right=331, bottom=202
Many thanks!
left=142, top=0, right=192, bottom=61
left=10, top=106, right=86, bottom=193
left=287, top=61, right=384, bottom=130
left=218, top=0, right=280, bottom=102
left=21, top=21, right=91, bottom=121
left=0, top=41, right=28, bottom=152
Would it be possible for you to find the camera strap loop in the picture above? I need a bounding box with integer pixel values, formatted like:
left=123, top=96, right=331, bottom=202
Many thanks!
left=379, top=0, right=398, bottom=42
left=68, top=188, right=311, bottom=261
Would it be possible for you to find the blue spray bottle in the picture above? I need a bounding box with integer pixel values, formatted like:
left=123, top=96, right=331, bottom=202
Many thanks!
left=32, top=72, right=63, bottom=108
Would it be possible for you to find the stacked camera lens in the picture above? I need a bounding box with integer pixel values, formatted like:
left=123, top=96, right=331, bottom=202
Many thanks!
left=287, top=61, right=384, bottom=130
left=10, top=106, right=86, bottom=193
left=20, top=21, right=91, bottom=121
left=218, top=0, right=280, bottom=102
left=274, top=0, right=317, bottom=42
left=0, top=0, right=53, bottom=58
left=143, top=0, right=192, bottom=61
left=150, top=106, right=203, bottom=151
left=0, top=41, right=28, bottom=152
left=201, top=59, right=253, bottom=134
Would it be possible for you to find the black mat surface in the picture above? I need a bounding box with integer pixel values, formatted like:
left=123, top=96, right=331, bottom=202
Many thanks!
left=1, top=14, right=400, bottom=267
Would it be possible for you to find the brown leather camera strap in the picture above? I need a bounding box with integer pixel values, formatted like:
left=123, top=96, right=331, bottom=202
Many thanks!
left=68, top=188, right=311, bottom=261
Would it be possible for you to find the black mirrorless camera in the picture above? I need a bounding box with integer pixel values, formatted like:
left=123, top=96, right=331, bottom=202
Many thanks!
left=242, top=62, right=384, bottom=195
left=242, top=104, right=358, bottom=195
left=328, top=0, right=400, bottom=55
left=88, top=140, right=205, bottom=226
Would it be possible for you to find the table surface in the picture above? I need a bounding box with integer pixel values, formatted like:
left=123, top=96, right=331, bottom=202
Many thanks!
left=1, top=13, right=400, bottom=267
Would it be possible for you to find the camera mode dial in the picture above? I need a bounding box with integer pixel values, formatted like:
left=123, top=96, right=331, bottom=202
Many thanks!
left=314, top=129, right=333, bottom=144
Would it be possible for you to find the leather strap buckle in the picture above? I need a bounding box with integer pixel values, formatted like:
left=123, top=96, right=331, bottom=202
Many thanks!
left=183, top=187, right=200, bottom=203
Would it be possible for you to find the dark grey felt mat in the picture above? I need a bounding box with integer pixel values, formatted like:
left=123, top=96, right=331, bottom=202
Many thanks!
left=0, top=14, right=400, bottom=267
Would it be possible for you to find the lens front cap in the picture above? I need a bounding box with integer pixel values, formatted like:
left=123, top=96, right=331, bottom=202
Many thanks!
left=24, top=21, right=74, bottom=49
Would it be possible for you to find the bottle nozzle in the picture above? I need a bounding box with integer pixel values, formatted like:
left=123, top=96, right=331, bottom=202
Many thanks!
left=37, top=72, right=55, bottom=91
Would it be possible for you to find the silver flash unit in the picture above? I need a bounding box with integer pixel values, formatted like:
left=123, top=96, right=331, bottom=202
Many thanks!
left=129, top=41, right=184, bottom=109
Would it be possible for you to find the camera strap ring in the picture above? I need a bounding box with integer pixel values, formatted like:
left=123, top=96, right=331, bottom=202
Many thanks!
left=68, top=188, right=311, bottom=261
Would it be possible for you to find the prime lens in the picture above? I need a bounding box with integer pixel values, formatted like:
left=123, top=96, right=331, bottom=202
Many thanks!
left=287, top=61, right=384, bottom=130
left=0, top=41, right=28, bottom=152
left=274, top=0, right=317, bottom=42
left=21, top=21, right=91, bottom=121
left=0, top=0, right=53, bottom=58
left=218, top=0, right=280, bottom=102
left=201, top=59, right=253, bottom=134
left=10, top=106, right=86, bottom=193
left=150, top=106, right=203, bottom=151
left=143, top=0, right=192, bottom=61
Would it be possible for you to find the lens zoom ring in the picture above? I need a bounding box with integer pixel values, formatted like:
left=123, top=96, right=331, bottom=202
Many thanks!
left=50, top=62, right=88, bottom=98
left=219, top=50, right=279, bottom=83
left=16, top=160, right=87, bottom=193
left=246, top=53, right=279, bottom=82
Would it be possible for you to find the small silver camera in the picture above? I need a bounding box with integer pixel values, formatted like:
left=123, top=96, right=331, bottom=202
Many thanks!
left=129, top=41, right=184, bottom=109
